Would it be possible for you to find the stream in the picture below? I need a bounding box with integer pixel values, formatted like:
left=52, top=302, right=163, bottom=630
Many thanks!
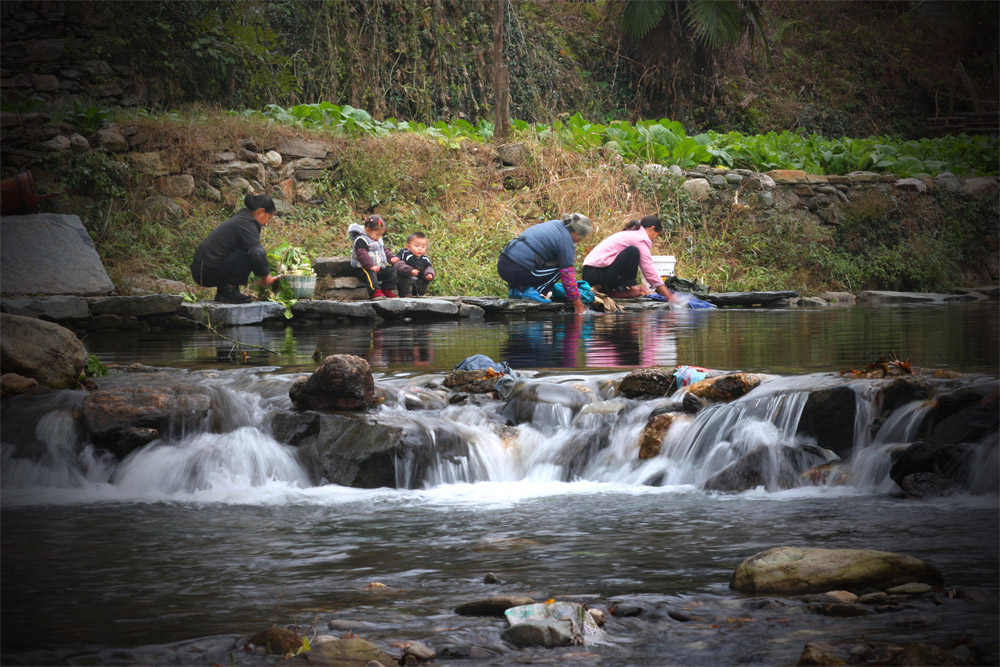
left=1, top=303, right=998, bottom=666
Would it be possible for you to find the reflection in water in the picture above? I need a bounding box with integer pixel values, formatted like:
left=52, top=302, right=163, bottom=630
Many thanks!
left=501, top=313, right=680, bottom=369
left=502, top=318, right=580, bottom=368
left=367, top=326, right=435, bottom=369
left=82, top=303, right=1000, bottom=376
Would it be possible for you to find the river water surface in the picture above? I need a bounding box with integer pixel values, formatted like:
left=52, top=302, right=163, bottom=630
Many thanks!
left=2, top=303, right=998, bottom=666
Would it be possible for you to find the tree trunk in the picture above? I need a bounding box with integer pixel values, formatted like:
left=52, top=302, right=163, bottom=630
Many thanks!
left=492, top=0, right=510, bottom=142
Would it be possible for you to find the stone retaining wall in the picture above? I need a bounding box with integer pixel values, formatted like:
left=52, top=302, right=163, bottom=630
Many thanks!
left=4, top=110, right=996, bottom=252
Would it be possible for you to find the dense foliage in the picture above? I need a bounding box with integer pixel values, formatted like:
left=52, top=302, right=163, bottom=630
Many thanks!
left=239, top=102, right=999, bottom=177
left=43, top=0, right=993, bottom=138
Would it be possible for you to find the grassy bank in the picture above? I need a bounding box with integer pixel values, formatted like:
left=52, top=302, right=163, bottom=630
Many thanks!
left=31, top=110, right=998, bottom=299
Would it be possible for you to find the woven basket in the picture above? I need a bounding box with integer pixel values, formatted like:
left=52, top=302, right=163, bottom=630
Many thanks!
left=284, top=274, right=316, bottom=299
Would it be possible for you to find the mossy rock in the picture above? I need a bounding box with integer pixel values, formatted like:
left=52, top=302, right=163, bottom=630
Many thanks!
left=731, top=546, right=944, bottom=595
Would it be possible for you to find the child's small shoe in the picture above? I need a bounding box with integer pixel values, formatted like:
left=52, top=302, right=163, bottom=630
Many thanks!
left=508, top=287, right=523, bottom=299
left=382, top=289, right=398, bottom=298
left=371, top=289, right=387, bottom=299
left=521, top=287, right=551, bottom=303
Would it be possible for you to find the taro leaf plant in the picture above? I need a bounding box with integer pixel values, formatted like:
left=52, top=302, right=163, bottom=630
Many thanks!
left=245, top=101, right=999, bottom=177
left=67, top=100, right=111, bottom=134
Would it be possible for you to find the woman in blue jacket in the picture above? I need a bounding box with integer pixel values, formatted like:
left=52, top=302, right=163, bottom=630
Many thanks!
left=497, top=213, right=592, bottom=315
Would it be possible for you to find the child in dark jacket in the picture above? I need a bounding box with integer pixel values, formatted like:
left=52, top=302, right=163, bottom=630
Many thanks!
left=395, top=231, right=435, bottom=296
left=348, top=214, right=401, bottom=298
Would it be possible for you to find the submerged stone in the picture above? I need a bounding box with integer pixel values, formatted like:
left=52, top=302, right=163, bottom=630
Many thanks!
left=248, top=626, right=302, bottom=655
left=455, top=595, right=536, bottom=617
left=285, top=636, right=397, bottom=665
left=501, top=620, right=574, bottom=648
left=730, top=546, right=944, bottom=595
left=886, top=642, right=963, bottom=666
left=797, top=642, right=846, bottom=666
left=703, top=444, right=830, bottom=493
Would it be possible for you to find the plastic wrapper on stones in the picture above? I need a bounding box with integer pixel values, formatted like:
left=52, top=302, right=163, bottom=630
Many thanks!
left=504, top=601, right=608, bottom=646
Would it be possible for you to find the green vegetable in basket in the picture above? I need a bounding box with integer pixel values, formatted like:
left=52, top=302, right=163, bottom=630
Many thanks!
left=251, top=242, right=315, bottom=319
left=266, top=242, right=314, bottom=277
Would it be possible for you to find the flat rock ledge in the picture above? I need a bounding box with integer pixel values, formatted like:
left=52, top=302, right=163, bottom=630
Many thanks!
left=1, top=286, right=993, bottom=330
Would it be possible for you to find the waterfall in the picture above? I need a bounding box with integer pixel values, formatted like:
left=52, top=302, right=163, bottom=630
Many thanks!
left=112, top=427, right=310, bottom=497
left=2, top=368, right=996, bottom=501
left=849, top=400, right=934, bottom=492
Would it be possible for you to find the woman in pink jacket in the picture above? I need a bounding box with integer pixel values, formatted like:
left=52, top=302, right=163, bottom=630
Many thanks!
left=582, top=215, right=674, bottom=300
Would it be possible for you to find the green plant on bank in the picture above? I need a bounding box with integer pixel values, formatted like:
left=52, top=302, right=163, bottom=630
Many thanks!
left=627, top=169, right=703, bottom=231
left=331, top=135, right=467, bottom=209
left=808, top=189, right=996, bottom=292
left=657, top=199, right=832, bottom=294
left=0, top=95, right=46, bottom=114
left=241, top=103, right=999, bottom=178
left=65, top=100, right=111, bottom=134
left=85, top=354, right=109, bottom=378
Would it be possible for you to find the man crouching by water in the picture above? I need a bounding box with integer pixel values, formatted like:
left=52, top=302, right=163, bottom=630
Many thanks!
left=190, top=193, right=282, bottom=303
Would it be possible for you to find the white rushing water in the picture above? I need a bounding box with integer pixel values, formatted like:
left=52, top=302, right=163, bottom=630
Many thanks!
left=2, top=368, right=996, bottom=508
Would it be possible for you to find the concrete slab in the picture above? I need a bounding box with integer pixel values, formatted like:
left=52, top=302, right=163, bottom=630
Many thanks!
left=371, top=298, right=459, bottom=319
left=291, top=300, right=379, bottom=320
left=177, top=301, right=287, bottom=326
left=703, top=291, right=798, bottom=307
left=857, top=291, right=977, bottom=305
left=88, top=294, right=183, bottom=317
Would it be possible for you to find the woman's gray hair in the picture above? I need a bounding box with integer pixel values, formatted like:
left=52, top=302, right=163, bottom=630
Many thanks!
left=561, top=212, right=593, bottom=237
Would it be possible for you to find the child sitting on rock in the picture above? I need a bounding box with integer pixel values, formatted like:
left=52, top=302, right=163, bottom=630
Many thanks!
left=348, top=214, right=401, bottom=299
left=395, top=231, right=435, bottom=296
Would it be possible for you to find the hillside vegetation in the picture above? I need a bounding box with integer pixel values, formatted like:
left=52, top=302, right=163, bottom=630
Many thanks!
left=26, top=108, right=997, bottom=300
left=3, top=1, right=998, bottom=298
left=5, top=1, right=997, bottom=135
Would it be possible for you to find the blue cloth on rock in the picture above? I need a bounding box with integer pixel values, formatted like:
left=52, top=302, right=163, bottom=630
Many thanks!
left=454, top=354, right=510, bottom=374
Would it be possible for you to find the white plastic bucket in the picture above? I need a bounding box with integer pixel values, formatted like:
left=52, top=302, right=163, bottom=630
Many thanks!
left=652, top=255, right=676, bottom=277
left=653, top=255, right=677, bottom=278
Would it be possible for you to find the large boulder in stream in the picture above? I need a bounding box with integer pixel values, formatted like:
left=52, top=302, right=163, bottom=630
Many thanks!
left=797, top=386, right=857, bottom=458
left=702, top=444, right=832, bottom=492
left=888, top=393, right=999, bottom=497
left=638, top=411, right=687, bottom=459
left=685, top=373, right=766, bottom=402
left=271, top=409, right=474, bottom=488
left=878, top=375, right=933, bottom=415
left=730, top=546, right=944, bottom=595
left=619, top=367, right=675, bottom=398
left=289, top=354, right=376, bottom=411
left=82, top=385, right=212, bottom=456
left=498, top=379, right=596, bottom=425
left=0, top=313, right=88, bottom=389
